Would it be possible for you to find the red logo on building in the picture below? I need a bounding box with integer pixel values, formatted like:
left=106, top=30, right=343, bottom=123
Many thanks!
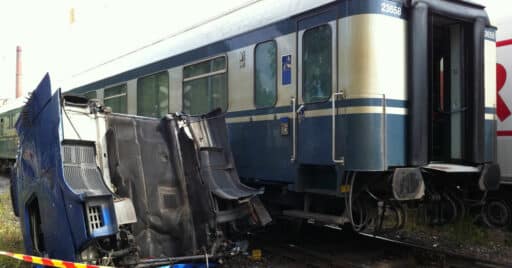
left=497, top=63, right=510, bottom=121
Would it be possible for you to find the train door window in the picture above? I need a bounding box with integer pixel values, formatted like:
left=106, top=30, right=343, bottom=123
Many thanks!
left=84, top=90, right=97, bottom=100
left=183, top=56, right=227, bottom=115
left=104, top=84, right=127, bottom=113
left=254, top=40, right=277, bottom=108
left=137, top=71, right=169, bottom=117
left=302, top=24, right=332, bottom=103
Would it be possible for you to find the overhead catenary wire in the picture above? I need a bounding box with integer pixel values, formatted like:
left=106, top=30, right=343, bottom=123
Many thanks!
left=71, top=0, right=263, bottom=79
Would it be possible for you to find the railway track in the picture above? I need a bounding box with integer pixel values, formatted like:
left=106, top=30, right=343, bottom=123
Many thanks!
left=358, top=232, right=511, bottom=268
left=243, top=223, right=512, bottom=268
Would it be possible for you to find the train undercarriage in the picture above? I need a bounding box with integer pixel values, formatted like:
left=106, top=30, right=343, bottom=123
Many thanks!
left=256, top=166, right=510, bottom=235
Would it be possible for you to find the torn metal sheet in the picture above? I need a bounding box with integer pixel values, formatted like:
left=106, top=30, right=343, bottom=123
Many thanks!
left=12, top=75, right=270, bottom=267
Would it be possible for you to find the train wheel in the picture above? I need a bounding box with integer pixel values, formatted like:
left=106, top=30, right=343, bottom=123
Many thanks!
left=447, top=190, right=465, bottom=222
left=440, top=193, right=459, bottom=224
left=481, top=199, right=512, bottom=228
left=424, top=191, right=459, bottom=225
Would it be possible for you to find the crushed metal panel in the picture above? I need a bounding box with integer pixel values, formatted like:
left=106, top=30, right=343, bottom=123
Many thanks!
left=61, top=141, right=111, bottom=197
left=184, top=109, right=264, bottom=200
left=106, top=115, right=199, bottom=257
left=14, top=77, right=270, bottom=265
left=15, top=74, right=81, bottom=260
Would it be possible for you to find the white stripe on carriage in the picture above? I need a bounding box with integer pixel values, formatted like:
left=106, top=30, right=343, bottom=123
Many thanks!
left=226, top=106, right=408, bottom=123
left=485, top=113, right=495, bottom=120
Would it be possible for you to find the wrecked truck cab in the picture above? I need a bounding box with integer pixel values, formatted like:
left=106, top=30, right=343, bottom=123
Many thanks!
left=12, top=74, right=270, bottom=266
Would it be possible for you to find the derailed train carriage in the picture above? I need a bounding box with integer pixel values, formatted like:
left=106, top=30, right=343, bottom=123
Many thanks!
left=10, top=74, right=270, bottom=266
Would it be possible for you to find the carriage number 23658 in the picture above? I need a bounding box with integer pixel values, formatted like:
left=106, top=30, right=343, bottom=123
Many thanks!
left=381, top=2, right=402, bottom=16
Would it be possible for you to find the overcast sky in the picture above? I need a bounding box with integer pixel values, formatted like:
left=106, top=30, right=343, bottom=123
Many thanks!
left=0, top=0, right=509, bottom=100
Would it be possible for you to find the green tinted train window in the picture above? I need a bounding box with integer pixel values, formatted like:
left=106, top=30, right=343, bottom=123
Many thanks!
left=137, top=72, right=169, bottom=117
left=183, top=56, right=227, bottom=115
left=255, top=41, right=277, bottom=108
left=2, top=117, right=8, bottom=129
left=104, top=84, right=127, bottom=113
left=84, top=90, right=97, bottom=100
left=13, top=112, right=20, bottom=125
left=302, top=24, right=332, bottom=103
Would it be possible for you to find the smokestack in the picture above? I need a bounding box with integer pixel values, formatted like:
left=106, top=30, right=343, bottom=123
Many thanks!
left=15, top=46, right=22, bottom=98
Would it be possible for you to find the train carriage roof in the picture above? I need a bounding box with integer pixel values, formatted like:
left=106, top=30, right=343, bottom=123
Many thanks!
left=0, top=97, right=26, bottom=114
left=61, top=0, right=336, bottom=93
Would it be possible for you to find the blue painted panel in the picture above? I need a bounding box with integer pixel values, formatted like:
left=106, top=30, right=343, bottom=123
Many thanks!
left=297, top=6, right=338, bottom=30
left=345, top=114, right=385, bottom=170
left=282, top=55, right=292, bottom=85
left=298, top=116, right=333, bottom=165
left=14, top=75, right=107, bottom=261
left=16, top=75, right=79, bottom=260
left=228, top=112, right=407, bottom=187
left=485, top=107, right=496, bottom=113
left=484, top=119, right=496, bottom=162
left=386, top=114, right=406, bottom=166
left=228, top=119, right=296, bottom=183
left=340, top=0, right=406, bottom=19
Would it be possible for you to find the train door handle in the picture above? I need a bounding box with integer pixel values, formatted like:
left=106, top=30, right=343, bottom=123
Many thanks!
left=332, top=92, right=345, bottom=164
left=291, top=97, right=296, bottom=162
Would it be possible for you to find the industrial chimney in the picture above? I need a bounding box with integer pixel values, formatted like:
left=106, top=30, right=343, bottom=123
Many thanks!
left=15, top=46, right=22, bottom=98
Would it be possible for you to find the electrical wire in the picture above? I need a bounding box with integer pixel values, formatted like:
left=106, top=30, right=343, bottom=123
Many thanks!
left=346, top=172, right=369, bottom=232
left=62, top=105, right=82, bottom=140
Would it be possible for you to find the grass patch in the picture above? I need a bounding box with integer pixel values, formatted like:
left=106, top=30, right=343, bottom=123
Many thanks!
left=404, top=207, right=490, bottom=246
left=439, top=216, right=489, bottom=245
left=0, top=191, right=28, bottom=268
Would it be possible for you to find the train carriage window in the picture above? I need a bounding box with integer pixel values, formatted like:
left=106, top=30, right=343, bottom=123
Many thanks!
left=183, top=56, right=227, bottom=115
left=104, top=84, right=127, bottom=113
left=302, top=24, right=332, bottom=103
left=137, top=71, right=169, bottom=117
left=2, top=116, right=9, bottom=132
left=83, top=90, right=97, bottom=100
left=254, top=41, right=277, bottom=108
left=13, top=112, right=20, bottom=126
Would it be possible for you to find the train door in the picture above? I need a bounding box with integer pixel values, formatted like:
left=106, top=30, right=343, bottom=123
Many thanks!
left=295, top=7, right=339, bottom=167
left=431, top=17, right=467, bottom=162
left=409, top=2, right=486, bottom=166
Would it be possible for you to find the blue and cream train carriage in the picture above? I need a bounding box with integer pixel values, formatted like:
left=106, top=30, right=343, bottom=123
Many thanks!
left=6, top=0, right=502, bottom=229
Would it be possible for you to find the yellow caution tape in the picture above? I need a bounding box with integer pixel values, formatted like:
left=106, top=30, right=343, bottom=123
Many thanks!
left=0, top=250, right=114, bottom=268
